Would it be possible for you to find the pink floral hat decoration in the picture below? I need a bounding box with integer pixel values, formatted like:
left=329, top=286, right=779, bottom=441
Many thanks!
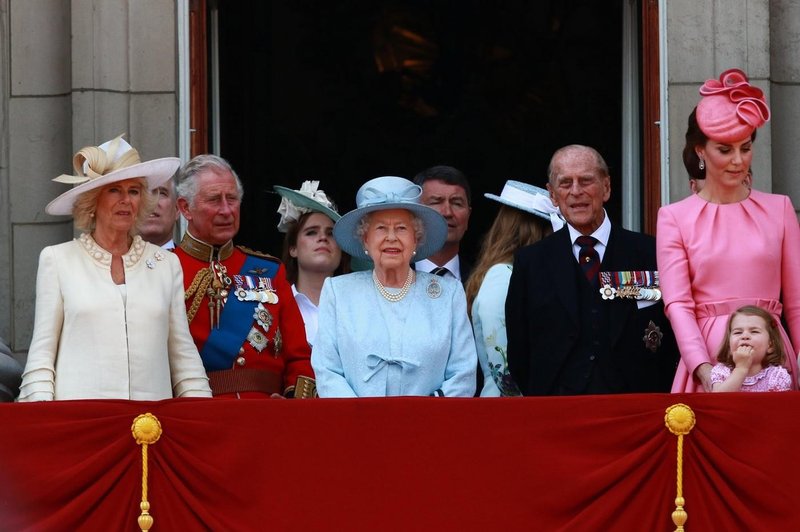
left=696, top=68, right=770, bottom=143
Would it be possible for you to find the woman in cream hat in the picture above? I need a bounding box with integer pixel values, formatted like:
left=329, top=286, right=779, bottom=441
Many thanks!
left=465, top=180, right=564, bottom=396
left=275, top=181, right=347, bottom=346
left=657, top=68, right=800, bottom=392
left=18, top=136, right=211, bottom=401
left=311, top=176, right=477, bottom=397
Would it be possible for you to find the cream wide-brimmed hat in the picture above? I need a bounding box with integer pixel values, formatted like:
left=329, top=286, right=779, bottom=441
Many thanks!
left=484, top=180, right=565, bottom=232
left=45, top=135, right=180, bottom=215
left=333, top=176, right=447, bottom=263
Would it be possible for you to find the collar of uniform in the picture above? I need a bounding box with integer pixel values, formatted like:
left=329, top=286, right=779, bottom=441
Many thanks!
left=179, top=231, right=234, bottom=262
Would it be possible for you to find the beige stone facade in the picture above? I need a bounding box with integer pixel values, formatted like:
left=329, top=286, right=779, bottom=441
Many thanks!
left=1, top=0, right=799, bottom=365
left=0, top=0, right=179, bottom=363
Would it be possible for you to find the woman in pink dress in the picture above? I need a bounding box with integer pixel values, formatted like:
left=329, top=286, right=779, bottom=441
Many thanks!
left=657, top=68, right=800, bottom=392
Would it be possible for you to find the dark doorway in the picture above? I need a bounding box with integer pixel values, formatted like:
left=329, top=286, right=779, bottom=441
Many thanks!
left=214, top=0, right=624, bottom=263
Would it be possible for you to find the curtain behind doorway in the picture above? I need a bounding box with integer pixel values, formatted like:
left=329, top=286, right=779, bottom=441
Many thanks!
left=214, top=0, right=624, bottom=261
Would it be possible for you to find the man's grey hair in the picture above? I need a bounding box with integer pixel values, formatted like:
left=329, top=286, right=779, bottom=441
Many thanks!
left=175, top=154, right=244, bottom=206
left=547, top=144, right=610, bottom=185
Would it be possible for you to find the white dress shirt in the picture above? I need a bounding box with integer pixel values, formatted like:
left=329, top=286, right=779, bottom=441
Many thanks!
left=415, top=255, right=462, bottom=281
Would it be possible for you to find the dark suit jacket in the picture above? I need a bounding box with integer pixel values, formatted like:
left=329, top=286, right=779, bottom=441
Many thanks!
left=459, top=258, right=472, bottom=285
left=505, top=225, right=679, bottom=395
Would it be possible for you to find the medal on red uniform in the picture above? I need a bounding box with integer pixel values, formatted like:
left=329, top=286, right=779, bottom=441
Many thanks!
left=234, top=275, right=279, bottom=304
left=208, top=262, right=232, bottom=329
left=247, top=326, right=268, bottom=352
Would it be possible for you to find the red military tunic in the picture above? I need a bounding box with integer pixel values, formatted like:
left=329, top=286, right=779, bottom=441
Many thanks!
left=175, top=233, right=313, bottom=398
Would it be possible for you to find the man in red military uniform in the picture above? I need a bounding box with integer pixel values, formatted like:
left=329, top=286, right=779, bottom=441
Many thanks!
left=174, top=154, right=314, bottom=398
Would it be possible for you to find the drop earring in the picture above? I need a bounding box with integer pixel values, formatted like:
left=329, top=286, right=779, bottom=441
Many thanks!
left=698, top=159, right=705, bottom=171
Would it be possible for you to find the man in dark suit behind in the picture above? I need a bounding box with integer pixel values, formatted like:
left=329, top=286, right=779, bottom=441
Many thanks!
left=506, top=145, right=678, bottom=395
left=413, top=165, right=472, bottom=282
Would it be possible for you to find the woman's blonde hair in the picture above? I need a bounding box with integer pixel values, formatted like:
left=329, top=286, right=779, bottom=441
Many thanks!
left=72, top=177, right=156, bottom=236
left=465, top=205, right=551, bottom=315
left=715, top=305, right=786, bottom=368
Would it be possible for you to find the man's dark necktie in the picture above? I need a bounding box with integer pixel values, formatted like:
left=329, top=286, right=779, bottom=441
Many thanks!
left=430, top=267, right=449, bottom=277
left=576, top=236, right=600, bottom=286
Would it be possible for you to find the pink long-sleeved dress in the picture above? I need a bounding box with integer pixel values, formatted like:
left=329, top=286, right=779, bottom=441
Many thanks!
left=657, top=189, right=800, bottom=392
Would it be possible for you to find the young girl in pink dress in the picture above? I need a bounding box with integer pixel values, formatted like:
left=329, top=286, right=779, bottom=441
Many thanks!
left=711, top=306, right=792, bottom=392
left=657, top=69, right=800, bottom=392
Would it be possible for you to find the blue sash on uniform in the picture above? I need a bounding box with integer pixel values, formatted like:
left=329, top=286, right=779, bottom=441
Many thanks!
left=201, top=254, right=279, bottom=371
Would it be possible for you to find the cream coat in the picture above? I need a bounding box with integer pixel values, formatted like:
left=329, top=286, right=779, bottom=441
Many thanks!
left=18, top=234, right=211, bottom=401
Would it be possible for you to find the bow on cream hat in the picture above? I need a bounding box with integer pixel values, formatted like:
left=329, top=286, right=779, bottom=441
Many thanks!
left=46, top=134, right=180, bottom=215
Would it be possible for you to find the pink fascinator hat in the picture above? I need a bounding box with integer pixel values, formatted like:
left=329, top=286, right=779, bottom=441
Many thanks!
left=696, top=68, right=770, bottom=143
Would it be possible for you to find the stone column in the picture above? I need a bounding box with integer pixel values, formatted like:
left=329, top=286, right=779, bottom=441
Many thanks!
left=769, top=0, right=800, bottom=211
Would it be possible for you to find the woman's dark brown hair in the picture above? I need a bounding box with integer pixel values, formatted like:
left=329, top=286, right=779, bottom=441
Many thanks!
left=281, top=211, right=348, bottom=285
left=683, top=107, right=757, bottom=181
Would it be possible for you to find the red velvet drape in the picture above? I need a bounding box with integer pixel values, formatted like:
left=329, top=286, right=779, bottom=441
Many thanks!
left=1, top=393, right=798, bottom=531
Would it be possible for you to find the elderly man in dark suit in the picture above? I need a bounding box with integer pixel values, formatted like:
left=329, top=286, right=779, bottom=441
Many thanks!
left=506, top=145, right=678, bottom=395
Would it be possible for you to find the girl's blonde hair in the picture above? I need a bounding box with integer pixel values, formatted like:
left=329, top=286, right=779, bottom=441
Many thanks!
left=465, top=205, right=551, bottom=315
left=72, top=177, right=156, bottom=236
left=715, top=305, right=786, bottom=368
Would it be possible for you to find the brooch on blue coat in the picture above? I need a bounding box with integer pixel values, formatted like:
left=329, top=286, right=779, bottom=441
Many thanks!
left=426, top=278, right=442, bottom=299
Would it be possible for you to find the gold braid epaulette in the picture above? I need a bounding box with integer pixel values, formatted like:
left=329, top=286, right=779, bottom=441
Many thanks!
left=185, top=268, right=213, bottom=323
left=236, top=245, right=280, bottom=262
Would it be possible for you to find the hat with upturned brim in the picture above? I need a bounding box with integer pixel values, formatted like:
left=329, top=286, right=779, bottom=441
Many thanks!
left=484, top=180, right=565, bottom=232
left=333, top=176, right=447, bottom=263
left=696, top=68, right=770, bottom=144
left=274, top=181, right=341, bottom=233
left=46, top=135, right=180, bottom=216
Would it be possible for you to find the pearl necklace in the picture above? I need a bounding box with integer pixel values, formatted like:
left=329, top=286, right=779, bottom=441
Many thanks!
left=373, top=268, right=414, bottom=302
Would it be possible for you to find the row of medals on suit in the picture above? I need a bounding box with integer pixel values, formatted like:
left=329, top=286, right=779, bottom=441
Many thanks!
left=598, top=271, right=662, bottom=302
left=207, top=262, right=279, bottom=329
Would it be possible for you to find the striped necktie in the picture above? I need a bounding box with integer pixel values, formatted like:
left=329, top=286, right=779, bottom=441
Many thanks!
left=575, top=236, right=600, bottom=286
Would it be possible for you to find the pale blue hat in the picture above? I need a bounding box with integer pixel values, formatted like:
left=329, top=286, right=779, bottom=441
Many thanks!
left=333, top=176, right=447, bottom=262
left=484, top=180, right=565, bottom=232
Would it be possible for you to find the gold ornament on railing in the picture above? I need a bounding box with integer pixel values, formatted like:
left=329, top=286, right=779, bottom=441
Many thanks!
left=664, top=403, right=696, bottom=532
left=131, top=413, right=163, bottom=532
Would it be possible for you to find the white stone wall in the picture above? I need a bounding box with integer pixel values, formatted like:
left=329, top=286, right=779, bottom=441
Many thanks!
left=0, top=0, right=179, bottom=361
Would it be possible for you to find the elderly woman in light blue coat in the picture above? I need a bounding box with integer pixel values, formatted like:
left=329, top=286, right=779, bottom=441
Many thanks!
left=311, top=176, right=477, bottom=397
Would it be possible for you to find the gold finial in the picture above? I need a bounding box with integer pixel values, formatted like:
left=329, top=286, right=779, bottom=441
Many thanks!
left=132, top=413, right=162, bottom=445
left=665, top=403, right=696, bottom=436
left=664, top=404, right=695, bottom=532
left=132, top=413, right=162, bottom=531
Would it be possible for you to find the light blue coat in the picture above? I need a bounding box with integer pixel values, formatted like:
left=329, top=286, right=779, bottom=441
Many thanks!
left=471, top=263, right=522, bottom=397
left=312, top=271, right=477, bottom=397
